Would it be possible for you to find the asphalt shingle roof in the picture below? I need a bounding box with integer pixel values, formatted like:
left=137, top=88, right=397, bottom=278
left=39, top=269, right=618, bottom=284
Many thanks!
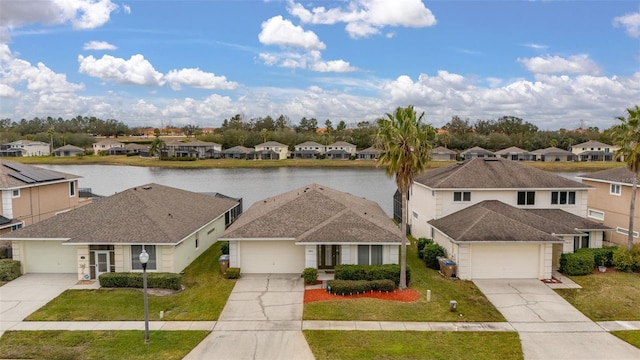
left=0, top=160, right=80, bottom=189
left=2, top=183, right=239, bottom=244
left=221, top=184, right=403, bottom=244
left=414, top=157, right=589, bottom=189
left=578, top=167, right=637, bottom=185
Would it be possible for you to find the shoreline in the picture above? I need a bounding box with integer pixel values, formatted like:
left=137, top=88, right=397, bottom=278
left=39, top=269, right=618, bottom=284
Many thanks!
left=7, top=155, right=626, bottom=172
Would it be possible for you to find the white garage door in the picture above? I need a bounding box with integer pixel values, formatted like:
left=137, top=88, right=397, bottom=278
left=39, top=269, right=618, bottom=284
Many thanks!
left=23, top=241, right=77, bottom=273
left=239, top=240, right=305, bottom=273
left=469, top=244, right=540, bottom=279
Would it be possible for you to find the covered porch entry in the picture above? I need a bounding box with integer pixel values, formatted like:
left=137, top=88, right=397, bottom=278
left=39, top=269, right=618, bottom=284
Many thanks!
left=317, top=245, right=339, bottom=270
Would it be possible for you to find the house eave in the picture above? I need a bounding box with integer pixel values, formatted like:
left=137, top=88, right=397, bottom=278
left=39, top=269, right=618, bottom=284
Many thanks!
left=219, top=237, right=297, bottom=241
left=8, top=237, right=70, bottom=241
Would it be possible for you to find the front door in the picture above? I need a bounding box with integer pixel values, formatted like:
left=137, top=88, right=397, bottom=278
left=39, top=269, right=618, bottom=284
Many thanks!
left=318, top=245, right=339, bottom=269
left=94, top=251, right=111, bottom=278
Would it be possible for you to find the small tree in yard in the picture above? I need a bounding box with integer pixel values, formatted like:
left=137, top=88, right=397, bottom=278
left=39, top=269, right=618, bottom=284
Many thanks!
left=376, top=105, right=434, bottom=290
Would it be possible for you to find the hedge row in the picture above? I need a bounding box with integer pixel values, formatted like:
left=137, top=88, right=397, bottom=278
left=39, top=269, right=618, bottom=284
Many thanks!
left=611, top=245, right=640, bottom=272
left=0, top=259, right=21, bottom=282
left=326, top=279, right=396, bottom=295
left=225, top=267, right=241, bottom=279
left=99, top=272, right=182, bottom=290
left=576, top=247, right=615, bottom=267
left=559, top=252, right=595, bottom=276
left=334, top=264, right=410, bottom=287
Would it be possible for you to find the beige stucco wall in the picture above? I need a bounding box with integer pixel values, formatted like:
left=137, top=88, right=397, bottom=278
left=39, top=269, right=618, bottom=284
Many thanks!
left=583, top=179, right=640, bottom=246
left=7, top=180, right=80, bottom=226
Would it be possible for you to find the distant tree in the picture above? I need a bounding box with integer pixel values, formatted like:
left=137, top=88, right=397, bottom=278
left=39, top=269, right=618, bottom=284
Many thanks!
left=336, top=120, right=347, bottom=132
left=149, top=137, right=165, bottom=157
left=182, top=125, right=201, bottom=137
left=444, top=116, right=472, bottom=135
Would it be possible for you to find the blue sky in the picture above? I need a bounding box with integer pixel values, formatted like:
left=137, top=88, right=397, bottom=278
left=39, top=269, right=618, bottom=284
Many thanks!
left=1, top=0, right=639, bottom=130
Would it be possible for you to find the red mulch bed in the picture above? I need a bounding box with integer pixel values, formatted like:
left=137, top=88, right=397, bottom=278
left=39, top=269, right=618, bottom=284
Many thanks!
left=304, top=288, right=421, bottom=303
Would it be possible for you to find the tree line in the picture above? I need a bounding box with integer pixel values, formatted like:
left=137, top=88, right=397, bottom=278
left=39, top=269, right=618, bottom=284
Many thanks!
left=0, top=114, right=616, bottom=151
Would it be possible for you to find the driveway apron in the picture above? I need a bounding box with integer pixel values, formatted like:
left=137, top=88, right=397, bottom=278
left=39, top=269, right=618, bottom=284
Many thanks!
left=184, top=274, right=314, bottom=360
left=474, top=279, right=640, bottom=360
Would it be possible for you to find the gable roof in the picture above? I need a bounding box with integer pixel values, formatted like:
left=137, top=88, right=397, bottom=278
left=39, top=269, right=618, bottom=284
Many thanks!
left=526, top=209, right=611, bottom=231
left=357, top=146, right=381, bottom=154
left=532, top=146, right=574, bottom=155
left=166, top=140, right=220, bottom=147
left=221, top=183, right=402, bottom=244
left=0, top=161, right=80, bottom=189
left=53, top=145, right=84, bottom=152
left=296, top=141, right=324, bottom=148
left=222, top=146, right=253, bottom=154
left=428, top=200, right=576, bottom=243
left=430, top=146, right=457, bottom=155
left=328, top=141, right=356, bottom=147
left=256, top=141, right=287, bottom=147
left=572, top=140, right=615, bottom=149
left=93, top=139, right=123, bottom=145
left=494, top=146, right=530, bottom=155
left=461, top=146, right=494, bottom=155
left=2, top=183, right=239, bottom=245
left=578, top=167, right=636, bottom=185
left=414, top=157, right=589, bottom=189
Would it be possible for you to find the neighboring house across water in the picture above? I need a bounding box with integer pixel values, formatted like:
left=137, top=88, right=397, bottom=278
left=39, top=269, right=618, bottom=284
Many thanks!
left=460, top=146, right=495, bottom=160
left=0, top=140, right=50, bottom=157
left=0, top=161, right=87, bottom=235
left=570, top=140, right=619, bottom=162
left=326, top=141, right=356, bottom=160
left=3, top=184, right=242, bottom=279
left=532, top=147, right=577, bottom=162
left=407, top=158, right=608, bottom=280
left=164, top=140, right=222, bottom=159
left=429, top=146, right=457, bottom=161
left=292, top=141, right=325, bottom=159
left=92, top=139, right=124, bottom=155
left=53, top=145, right=85, bottom=157
left=222, top=146, right=253, bottom=159
left=495, top=146, right=533, bottom=161
left=253, top=141, right=289, bottom=160
left=220, top=184, right=403, bottom=274
left=577, top=167, right=640, bottom=247
left=356, top=147, right=381, bottom=160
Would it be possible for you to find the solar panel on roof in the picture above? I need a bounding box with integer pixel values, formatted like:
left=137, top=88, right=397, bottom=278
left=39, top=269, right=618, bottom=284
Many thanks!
left=3, top=162, right=65, bottom=183
left=9, top=173, right=36, bottom=183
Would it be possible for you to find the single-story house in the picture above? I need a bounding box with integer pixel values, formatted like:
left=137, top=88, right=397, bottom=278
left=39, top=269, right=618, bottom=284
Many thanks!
left=52, top=145, right=85, bottom=157
left=460, top=146, right=495, bottom=160
left=532, top=147, right=577, bottom=162
left=219, top=184, right=403, bottom=274
left=222, top=146, right=253, bottom=159
left=356, top=147, right=381, bottom=160
left=495, top=146, right=533, bottom=161
left=3, top=184, right=242, bottom=280
left=428, top=200, right=610, bottom=280
left=429, top=146, right=457, bottom=161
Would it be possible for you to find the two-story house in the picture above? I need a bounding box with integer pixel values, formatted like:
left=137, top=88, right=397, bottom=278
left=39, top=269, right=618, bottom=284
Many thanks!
left=0, top=161, right=87, bottom=235
left=326, top=141, right=356, bottom=160
left=571, top=140, right=619, bottom=162
left=292, top=141, right=325, bottom=159
left=0, top=140, right=50, bottom=157
left=164, top=140, right=222, bottom=159
left=577, top=167, right=639, bottom=246
left=92, top=139, right=124, bottom=155
left=407, top=158, right=609, bottom=280
left=253, top=141, right=289, bottom=160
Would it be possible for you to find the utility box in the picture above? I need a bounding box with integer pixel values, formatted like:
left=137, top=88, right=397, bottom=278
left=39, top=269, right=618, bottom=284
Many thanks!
left=441, top=260, right=457, bottom=278
left=218, top=255, right=230, bottom=274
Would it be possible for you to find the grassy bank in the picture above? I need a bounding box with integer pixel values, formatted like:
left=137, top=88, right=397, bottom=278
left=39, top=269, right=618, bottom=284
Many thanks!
left=10, top=155, right=625, bottom=172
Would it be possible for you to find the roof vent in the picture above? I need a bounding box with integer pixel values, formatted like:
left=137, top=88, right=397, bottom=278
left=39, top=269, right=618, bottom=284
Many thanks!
left=143, top=185, right=152, bottom=190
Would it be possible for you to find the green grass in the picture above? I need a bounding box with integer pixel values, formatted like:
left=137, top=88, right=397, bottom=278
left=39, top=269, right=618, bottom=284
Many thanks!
left=0, top=330, right=208, bottom=360
left=26, top=243, right=235, bottom=321
left=611, top=330, right=640, bottom=349
left=303, top=240, right=505, bottom=322
left=304, top=331, right=523, bottom=360
left=555, top=272, right=640, bottom=321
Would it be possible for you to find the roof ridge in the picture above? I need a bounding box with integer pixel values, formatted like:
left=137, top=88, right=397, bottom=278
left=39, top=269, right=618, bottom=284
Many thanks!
left=431, top=159, right=472, bottom=187
left=297, top=208, right=349, bottom=241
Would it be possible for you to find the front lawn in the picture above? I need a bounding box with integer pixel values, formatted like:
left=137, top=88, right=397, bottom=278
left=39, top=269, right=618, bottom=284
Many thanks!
left=611, top=330, right=640, bottom=349
left=27, top=242, right=235, bottom=321
left=0, top=330, right=207, bottom=360
left=304, top=331, right=523, bottom=360
left=555, top=272, right=640, bottom=321
left=303, top=240, right=505, bottom=322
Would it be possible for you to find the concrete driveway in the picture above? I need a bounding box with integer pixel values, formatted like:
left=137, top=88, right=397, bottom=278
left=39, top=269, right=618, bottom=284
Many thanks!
left=474, top=279, right=640, bottom=360
left=184, top=274, right=314, bottom=360
left=0, top=273, right=77, bottom=333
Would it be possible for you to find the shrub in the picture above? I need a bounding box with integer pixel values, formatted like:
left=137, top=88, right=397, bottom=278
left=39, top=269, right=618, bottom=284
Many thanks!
left=370, top=279, right=396, bottom=292
left=613, top=247, right=634, bottom=272
left=225, top=267, right=241, bottom=279
left=160, top=156, right=197, bottom=161
left=559, top=252, right=594, bottom=276
left=326, top=280, right=371, bottom=295
left=334, top=264, right=410, bottom=287
left=416, top=237, right=433, bottom=259
left=575, top=247, right=615, bottom=268
left=99, top=272, right=182, bottom=290
left=631, top=244, right=640, bottom=273
left=220, top=241, right=229, bottom=255
left=423, top=243, right=446, bottom=270
left=0, top=259, right=21, bottom=282
left=302, top=268, right=318, bottom=284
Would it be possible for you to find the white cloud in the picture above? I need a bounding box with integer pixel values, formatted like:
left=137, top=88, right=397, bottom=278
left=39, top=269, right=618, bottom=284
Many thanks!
left=517, top=54, right=601, bottom=75
left=165, top=68, right=239, bottom=90
left=83, top=40, right=117, bottom=50
left=309, top=59, right=355, bottom=73
left=123, top=4, right=131, bottom=15
left=613, top=11, right=640, bottom=38
left=259, top=16, right=325, bottom=50
left=78, top=54, right=165, bottom=86
left=0, top=84, right=18, bottom=98
left=523, top=43, right=548, bottom=51
left=258, top=50, right=356, bottom=73
left=287, top=0, right=436, bottom=38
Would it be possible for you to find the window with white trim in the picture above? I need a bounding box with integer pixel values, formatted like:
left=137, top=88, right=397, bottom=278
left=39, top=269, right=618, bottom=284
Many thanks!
left=69, top=181, right=76, bottom=197
left=587, top=209, right=604, bottom=221
left=453, top=191, right=471, bottom=202
left=551, top=191, right=576, bottom=205
left=11, top=189, right=20, bottom=198
left=131, top=245, right=157, bottom=270
left=616, top=227, right=639, bottom=238
left=195, top=232, right=199, bottom=249
left=610, top=184, right=621, bottom=195
left=357, top=245, right=383, bottom=265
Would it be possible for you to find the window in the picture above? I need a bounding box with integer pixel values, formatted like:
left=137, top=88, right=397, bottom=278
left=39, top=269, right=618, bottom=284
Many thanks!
left=453, top=191, right=471, bottom=202
left=11, top=223, right=22, bottom=231
left=587, top=209, right=604, bottom=221
left=11, top=189, right=20, bottom=198
left=616, top=227, right=640, bottom=238
left=131, top=245, right=157, bottom=270
left=69, top=181, right=76, bottom=197
left=573, top=236, right=589, bottom=251
left=195, top=233, right=199, bottom=249
left=610, top=184, right=621, bottom=195
left=551, top=191, right=576, bottom=205
left=412, top=211, right=419, bottom=220
left=357, top=245, right=383, bottom=265
left=517, top=191, right=535, bottom=205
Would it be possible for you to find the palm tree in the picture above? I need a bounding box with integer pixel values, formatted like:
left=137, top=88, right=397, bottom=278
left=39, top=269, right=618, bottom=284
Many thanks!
left=376, top=105, right=434, bottom=290
left=149, top=137, right=166, bottom=158
left=612, top=105, right=640, bottom=250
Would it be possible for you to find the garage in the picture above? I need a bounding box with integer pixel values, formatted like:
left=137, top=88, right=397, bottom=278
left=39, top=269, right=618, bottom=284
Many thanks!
left=237, top=240, right=305, bottom=273
left=469, top=244, right=541, bottom=279
left=21, top=241, right=77, bottom=273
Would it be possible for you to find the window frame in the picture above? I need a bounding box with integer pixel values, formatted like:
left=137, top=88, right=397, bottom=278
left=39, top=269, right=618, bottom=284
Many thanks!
left=610, top=184, right=621, bottom=196
left=616, top=227, right=640, bottom=238
left=453, top=191, right=471, bottom=202
left=517, top=191, right=535, bottom=205
left=357, top=245, right=383, bottom=265
left=131, top=245, right=157, bottom=270
left=11, top=189, right=20, bottom=198
left=551, top=191, right=576, bottom=205
left=587, top=209, right=604, bottom=221
left=69, top=181, right=76, bottom=197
